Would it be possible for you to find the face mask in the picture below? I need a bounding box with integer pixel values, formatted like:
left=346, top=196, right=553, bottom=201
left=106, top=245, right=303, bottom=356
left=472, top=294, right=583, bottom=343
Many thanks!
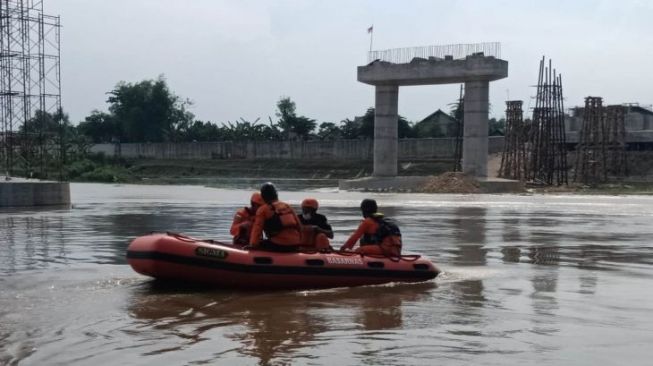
left=302, top=213, right=312, bottom=220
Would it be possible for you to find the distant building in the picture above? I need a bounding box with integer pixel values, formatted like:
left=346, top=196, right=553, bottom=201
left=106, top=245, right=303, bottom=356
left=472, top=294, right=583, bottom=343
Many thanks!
left=414, top=109, right=458, bottom=138
left=565, top=104, right=653, bottom=147
left=625, top=105, right=653, bottom=131
left=566, top=105, right=653, bottom=132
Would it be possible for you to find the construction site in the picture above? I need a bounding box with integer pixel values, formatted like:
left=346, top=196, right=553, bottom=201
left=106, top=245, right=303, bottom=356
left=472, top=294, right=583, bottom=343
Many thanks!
left=0, top=0, right=69, bottom=206
left=498, top=58, right=653, bottom=190
left=2, top=1, right=653, bottom=199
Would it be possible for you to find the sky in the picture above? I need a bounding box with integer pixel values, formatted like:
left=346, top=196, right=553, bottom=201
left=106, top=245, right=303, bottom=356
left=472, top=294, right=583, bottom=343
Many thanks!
left=48, top=0, right=653, bottom=125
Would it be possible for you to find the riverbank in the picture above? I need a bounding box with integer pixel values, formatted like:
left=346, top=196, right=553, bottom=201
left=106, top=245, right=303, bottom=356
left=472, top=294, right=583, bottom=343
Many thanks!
left=529, top=181, right=653, bottom=195
left=67, top=155, right=453, bottom=185
left=59, top=154, right=653, bottom=194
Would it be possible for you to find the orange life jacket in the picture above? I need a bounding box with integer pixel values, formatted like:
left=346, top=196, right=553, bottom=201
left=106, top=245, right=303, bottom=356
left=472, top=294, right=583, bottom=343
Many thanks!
left=263, top=201, right=301, bottom=237
left=231, top=206, right=256, bottom=245
left=360, top=213, right=402, bottom=256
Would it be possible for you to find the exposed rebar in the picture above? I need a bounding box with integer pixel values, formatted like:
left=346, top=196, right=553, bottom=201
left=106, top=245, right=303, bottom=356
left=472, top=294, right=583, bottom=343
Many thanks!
left=574, top=100, right=628, bottom=184
left=368, top=42, right=501, bottom=64
left=525, top=56, right=568, bottom=186
left=499, top=100, right=526, bottom=180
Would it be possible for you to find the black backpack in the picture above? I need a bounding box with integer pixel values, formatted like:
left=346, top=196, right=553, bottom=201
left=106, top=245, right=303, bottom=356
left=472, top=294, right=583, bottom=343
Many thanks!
left=374, top=216, right=402, bottom=243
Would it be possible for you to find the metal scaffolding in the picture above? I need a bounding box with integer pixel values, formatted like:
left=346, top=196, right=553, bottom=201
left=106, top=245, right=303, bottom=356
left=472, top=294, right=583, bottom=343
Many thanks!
left=604, top=105, right=627, bottom=177
left=526, top=57, right=568, bottom=186
left=574, top=99, right=628, bottom=184
left=0, top=0, right=61, bottom=179
left=499, top=100, right=526, bottom=180
left=574, top=97, right=605, bottom=184
left=452, top=84, right=464, bottom=172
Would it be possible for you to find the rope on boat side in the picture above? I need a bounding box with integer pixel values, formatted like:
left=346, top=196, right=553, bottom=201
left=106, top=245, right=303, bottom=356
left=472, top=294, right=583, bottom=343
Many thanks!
left=162, top=231, right=422, bottom=262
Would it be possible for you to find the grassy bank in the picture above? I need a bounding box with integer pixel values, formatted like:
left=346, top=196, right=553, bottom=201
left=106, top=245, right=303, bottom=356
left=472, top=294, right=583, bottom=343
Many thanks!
left=67, top=154, right=454, bottom=185
left=64, top=154, right=653, bottom=194
left=531, top=182, right=653, bottom=195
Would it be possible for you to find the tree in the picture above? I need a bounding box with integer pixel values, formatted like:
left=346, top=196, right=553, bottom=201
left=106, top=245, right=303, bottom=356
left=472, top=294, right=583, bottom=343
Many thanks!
left=489, top=118, right=505, bottom=136
left=181, top=120, right=221, bottom=142
left=358, top=107, right=414, bottom=139
left=106, top=76, right=194, bottom=142
left=21, top=109, right=69, bottom=136
left=77, top=111, right=117, bottom=143
left=275, top=97, right=316, bottom=140
left=339, top=118, right=361, bottom=139
left=358, top=108, right=375, bottom=138
left=317, top=122, right=341, bottom=140
left=16, top=109, right=87, bottom=179
left=216, top=117, right=283, bottom=141
left=398, top=116, right=416, bottom=138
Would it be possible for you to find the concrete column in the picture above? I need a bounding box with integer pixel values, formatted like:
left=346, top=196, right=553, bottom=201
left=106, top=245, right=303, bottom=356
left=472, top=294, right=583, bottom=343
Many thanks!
left=463, top=80, right=489, bottom=177
left=373, top=85, right=399, bottom=176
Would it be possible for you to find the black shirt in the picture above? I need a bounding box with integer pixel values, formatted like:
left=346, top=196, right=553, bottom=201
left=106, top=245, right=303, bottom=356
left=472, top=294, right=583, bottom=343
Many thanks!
left=299, top=213, right=332, bottom=232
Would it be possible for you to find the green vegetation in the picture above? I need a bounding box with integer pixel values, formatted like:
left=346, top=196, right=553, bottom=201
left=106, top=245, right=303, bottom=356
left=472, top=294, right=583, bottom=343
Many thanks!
left=0, top=75, right=505, bottom=183
left=77, top=76, right=193, bottom=143
left=66, top=153, right=132, bottom=182
left=74, top=75, right=504, bottom=144
left=573, top=183, right=653, bottom=195
left=525, top=181, right=653, bottom=195
left=61, top=155, right=454, bottom=185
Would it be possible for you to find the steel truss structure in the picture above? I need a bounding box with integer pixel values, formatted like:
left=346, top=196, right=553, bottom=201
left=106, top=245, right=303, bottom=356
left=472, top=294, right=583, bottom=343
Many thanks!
left=0, top=0, right=61, bottom=179
left=452, top=84, right=464, bottom=172
left=499, top=100, right=526, bottom=180
left=574, top=98, right=627, bottom=184
left=526, top=57, right=568, bottom=186
left=604, top=105, right=627, bottom=177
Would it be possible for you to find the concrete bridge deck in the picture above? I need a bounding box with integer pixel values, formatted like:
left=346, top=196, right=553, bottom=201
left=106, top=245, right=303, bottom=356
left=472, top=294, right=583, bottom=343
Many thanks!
left=358, top=55, right=508, bottom=86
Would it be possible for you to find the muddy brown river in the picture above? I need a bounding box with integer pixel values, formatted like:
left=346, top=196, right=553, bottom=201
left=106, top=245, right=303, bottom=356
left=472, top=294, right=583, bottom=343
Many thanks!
left=1, top=183, right=653, bottom=365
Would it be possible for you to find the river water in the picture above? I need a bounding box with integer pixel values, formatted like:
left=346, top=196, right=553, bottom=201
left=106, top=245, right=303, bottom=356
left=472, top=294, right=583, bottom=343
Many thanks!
left=1, top=183, right=653, bottom=365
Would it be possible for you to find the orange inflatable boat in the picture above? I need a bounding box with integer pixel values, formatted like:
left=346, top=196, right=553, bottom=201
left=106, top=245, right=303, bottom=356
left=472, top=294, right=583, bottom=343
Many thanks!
left=126, top=232, right=440, bottom=290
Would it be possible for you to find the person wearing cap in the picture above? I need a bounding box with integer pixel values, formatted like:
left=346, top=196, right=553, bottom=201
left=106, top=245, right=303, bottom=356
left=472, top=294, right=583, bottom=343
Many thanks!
left=340, top=199, right=402, bottom=257
left=249, top=182, right=303, bottom=252
left=230, top=192, right=265, bottom=246
left=298, top=198, right=333, bottom=251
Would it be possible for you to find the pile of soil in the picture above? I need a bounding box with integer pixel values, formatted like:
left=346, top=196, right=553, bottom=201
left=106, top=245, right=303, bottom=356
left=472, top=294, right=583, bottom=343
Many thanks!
left=419, top=172, right=481, bottom=193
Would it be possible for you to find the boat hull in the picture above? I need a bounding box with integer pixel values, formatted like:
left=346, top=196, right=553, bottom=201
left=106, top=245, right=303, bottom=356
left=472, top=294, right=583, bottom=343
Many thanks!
left=126, top=233, right=440, bottom=290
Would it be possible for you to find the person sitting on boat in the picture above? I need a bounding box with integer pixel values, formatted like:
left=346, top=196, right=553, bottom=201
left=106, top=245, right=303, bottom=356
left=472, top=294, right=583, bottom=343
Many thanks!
left=340, top=199, right=402, bottom=257
left=248, top=182, right=303, bottom=252
left=298, top=198, right=333, bottom=251
left=230, top=192, right=265, bottom=246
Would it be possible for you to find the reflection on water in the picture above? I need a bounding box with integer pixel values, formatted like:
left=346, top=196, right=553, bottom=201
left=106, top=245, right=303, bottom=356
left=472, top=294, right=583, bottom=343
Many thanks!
left=1, top=214, right=69, bottom=273
left=448, top=207, right=488, bottom=315
left=449, top=206, right=488, bottom=266
left=2, top=184, right=653, bottom=365
left=127, top=281, right=435, bottom=365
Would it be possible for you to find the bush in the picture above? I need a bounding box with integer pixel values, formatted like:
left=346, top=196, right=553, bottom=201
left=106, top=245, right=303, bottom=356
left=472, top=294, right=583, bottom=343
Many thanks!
left=79, top=165, right=129, bottom=183
left=67, top=159, right=98, bottom=179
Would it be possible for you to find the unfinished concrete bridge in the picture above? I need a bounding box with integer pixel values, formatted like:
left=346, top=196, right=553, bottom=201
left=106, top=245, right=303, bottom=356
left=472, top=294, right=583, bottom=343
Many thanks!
left=356, top=42, right=508, bottom=182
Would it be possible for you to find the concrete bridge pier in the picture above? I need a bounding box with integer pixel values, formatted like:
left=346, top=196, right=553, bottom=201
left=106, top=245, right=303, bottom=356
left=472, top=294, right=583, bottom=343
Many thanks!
left=345, top=50, right=508, bottom=191
left=373, top=85, right=399, bottom=176
left=0, top=178, right=70, bottom=207
left=463, top=80, right=489, bottom=177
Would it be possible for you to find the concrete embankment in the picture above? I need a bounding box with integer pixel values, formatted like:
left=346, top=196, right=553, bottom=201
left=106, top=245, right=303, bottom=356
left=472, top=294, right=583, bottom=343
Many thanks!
left=0, top=178, right=70, bottom=207
left=90, top=137, right=505, bottom=160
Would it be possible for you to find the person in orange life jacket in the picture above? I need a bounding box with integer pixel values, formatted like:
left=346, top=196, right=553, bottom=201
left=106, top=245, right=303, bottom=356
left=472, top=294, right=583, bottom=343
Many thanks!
left=249, top=182, right=303, bottom=252
left=230, top=192, right=265, bottom=246
left=340, top=199, right=402, bottom=257
left=298, top=198, right=333, bottom=251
